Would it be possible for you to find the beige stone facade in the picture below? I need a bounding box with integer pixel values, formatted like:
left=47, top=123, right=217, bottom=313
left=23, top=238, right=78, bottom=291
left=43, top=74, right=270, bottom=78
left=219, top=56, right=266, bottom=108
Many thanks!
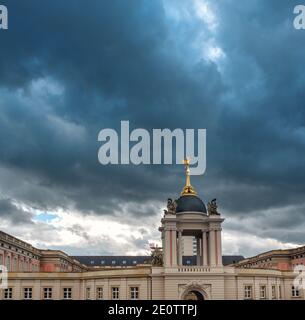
left=1, top=265, right=303, bottom=300
left=0, top=165, right=304, bottom=300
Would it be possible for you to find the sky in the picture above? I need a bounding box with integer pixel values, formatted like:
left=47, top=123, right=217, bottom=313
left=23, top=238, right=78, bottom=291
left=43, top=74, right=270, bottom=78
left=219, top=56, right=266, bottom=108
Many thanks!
left=0, top=0, right=305, bottom=257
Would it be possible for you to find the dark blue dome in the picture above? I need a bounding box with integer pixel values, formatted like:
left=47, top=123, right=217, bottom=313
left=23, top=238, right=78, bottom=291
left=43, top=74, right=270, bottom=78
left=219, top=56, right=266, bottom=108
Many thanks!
left=176, top=195, right=206, bottom=214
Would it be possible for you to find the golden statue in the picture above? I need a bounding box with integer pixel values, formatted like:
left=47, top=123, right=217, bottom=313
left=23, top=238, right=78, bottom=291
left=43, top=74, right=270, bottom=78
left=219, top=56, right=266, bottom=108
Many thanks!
left=181, top=157, right=197, bottom=196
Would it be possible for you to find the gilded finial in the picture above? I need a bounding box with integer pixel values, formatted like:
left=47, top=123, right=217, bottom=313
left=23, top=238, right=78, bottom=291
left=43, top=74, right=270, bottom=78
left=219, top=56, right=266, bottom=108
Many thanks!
left=181, top=157, right=197, bottom=196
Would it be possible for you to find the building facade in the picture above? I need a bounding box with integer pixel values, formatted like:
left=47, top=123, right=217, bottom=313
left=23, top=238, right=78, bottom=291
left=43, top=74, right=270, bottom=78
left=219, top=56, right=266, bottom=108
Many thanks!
left=0, top=162, right=304, bottom=300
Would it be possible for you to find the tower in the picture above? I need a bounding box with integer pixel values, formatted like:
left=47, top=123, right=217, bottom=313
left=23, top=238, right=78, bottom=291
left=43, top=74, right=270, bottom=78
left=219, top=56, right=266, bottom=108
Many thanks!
left=160, top=159, right=224, bottom=267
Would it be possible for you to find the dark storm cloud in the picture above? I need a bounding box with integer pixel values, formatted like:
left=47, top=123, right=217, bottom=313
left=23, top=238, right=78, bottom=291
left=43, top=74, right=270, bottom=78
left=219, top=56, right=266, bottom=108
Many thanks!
left=0, top=0, right=223, bottom=212
left=0, top=198, right=33, bottom=224
left=0, top=0, right=304, bottom=249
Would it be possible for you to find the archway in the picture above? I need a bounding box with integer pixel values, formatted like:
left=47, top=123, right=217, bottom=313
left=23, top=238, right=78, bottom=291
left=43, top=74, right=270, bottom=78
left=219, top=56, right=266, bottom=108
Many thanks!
left=183, top=290, right=205, bottom=300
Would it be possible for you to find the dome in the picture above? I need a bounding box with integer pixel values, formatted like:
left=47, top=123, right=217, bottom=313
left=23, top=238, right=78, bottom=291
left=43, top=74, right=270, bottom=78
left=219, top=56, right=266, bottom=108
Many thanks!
left=176, top=195, right=207, bottom=214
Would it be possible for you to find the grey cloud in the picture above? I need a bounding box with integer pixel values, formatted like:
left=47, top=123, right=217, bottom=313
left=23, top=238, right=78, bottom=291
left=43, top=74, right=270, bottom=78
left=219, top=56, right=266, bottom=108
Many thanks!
left=0, top=198, right=33, bottom=224
left=0, top=0, right=304, bottom=253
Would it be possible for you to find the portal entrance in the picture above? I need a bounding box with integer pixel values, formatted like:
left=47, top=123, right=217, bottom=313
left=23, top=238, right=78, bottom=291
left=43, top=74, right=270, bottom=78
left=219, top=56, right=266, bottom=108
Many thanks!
left=184, top=290, right=204, bottom=300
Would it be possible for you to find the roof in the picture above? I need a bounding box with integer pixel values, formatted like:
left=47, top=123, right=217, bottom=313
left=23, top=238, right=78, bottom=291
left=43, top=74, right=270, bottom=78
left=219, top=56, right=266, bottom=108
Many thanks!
left=176, top=195, right=207, bottom=214
left=72, top=255, right=245, bottom=267
left=222, top=255, right=245, bottom=265
left=72, top=256, right=151, bottom=267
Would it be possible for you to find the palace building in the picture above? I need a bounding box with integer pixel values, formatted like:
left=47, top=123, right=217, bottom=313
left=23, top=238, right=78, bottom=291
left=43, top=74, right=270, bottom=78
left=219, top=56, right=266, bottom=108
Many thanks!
left=0, top=162, right=304, bottom=300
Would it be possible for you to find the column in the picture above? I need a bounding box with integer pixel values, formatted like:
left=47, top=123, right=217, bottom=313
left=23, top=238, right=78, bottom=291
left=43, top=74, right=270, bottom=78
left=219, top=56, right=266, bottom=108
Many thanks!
left=216, top=229, right=223, bottom=266
left=196, top=237, right=201, bottom=266
left=202, top=231, right=208, bottom=266
left=177, top=230, right=183, bottom=266
left=171, top=229, right=177, bottom=267
left=209, top=230, right=216, bottom=266
left=164, top=229, right=171, bottom=267
left=161, top=231, right=165, bottom=261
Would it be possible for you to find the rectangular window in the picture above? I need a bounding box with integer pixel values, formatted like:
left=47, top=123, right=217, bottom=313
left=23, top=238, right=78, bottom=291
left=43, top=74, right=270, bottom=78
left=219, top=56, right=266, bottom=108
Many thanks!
left=43, top=288, right=53, bottom=300
left=130, top=287, right=139, bottom=300
left=259, top=285, right=266, bottom=299
left=86, top=287, right=91, bottom=300
left=111, top=287, right=119, bottom=300
left=292, top=286, right=300, bottom=297
left=96, top=287, right=103, bottom=300
left=271, top=285, right=276, bottom=299
left=244, top=285, right=252, bottom=300
left=4, top=288, right=13, bottom=299
left=279, top=286, right=282, bottom=299
left=63, top=288, right=72, bottom=300
left=23, top=288, right=32, bottom=300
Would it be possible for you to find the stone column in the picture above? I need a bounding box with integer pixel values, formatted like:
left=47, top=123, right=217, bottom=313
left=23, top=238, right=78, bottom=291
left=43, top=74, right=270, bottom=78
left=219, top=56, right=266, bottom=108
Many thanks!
left=164, top=228, right=171, bottom=267
left=209, top=230, right=216, bottom=266
left=177, top=230, right=183, bottom=266
left=216, top=229, right=223, bottom=266
left=161, top=231, right=165, bottom=261
left=171, top=229, right=177, bottom=267
left=202, top=230, right=208, bottom=266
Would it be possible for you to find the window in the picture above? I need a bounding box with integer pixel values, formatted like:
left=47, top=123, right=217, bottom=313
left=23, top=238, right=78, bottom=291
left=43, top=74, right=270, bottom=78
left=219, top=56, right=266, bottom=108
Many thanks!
left=259, top=285, right=266, bottom=299
left=279, top=286, right=282, bottom=299
left=130, top=287, right=139, bottom=300
left=292, top=286, right=300, bottom=297
left=43, top=288, right=52, bottom=300
left=112, top=260, right=116, bottom=265
left=111, top=287, right=119, bottom=300
left=122, top=260, right=126, bottom=265
left=23, top=288, right=32, bottom=300
left=244, top=285, right=252, bottom=300
left=271, top=285, right=276, bottom=299
left=86, top=287, right=91, bottom=300
left=96, top=287, right=103, bottom=300
left=63, top=288, right=72, bottom=300
left=4, top=288, right=13, bottom=299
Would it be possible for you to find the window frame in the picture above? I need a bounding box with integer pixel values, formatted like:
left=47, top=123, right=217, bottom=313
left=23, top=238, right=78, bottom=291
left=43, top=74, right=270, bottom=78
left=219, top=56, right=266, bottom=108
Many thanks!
left=244, top=285, right=253, bottom=300
left=63, top=287, right=72, bottom=300
left=130, top=286, right=139, bottom=300
left=4, top=287, right=13, bottom=300
left=111, top=287, right=120, bottom=300
left=271, top=285, right=277, bottom=300
left=43, top=287, right=53, bottom=300
left=23, top=287, right=33, bottom=300
left=96, top=287, right=103, bottom=300
left=259, top=285, right=266, bottom=300
left=292, top=285, right=300, bottom=298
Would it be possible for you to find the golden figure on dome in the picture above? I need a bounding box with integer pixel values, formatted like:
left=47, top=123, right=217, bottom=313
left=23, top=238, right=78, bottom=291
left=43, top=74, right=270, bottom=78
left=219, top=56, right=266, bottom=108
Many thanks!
left=181, top=157, right=197, bottom=196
